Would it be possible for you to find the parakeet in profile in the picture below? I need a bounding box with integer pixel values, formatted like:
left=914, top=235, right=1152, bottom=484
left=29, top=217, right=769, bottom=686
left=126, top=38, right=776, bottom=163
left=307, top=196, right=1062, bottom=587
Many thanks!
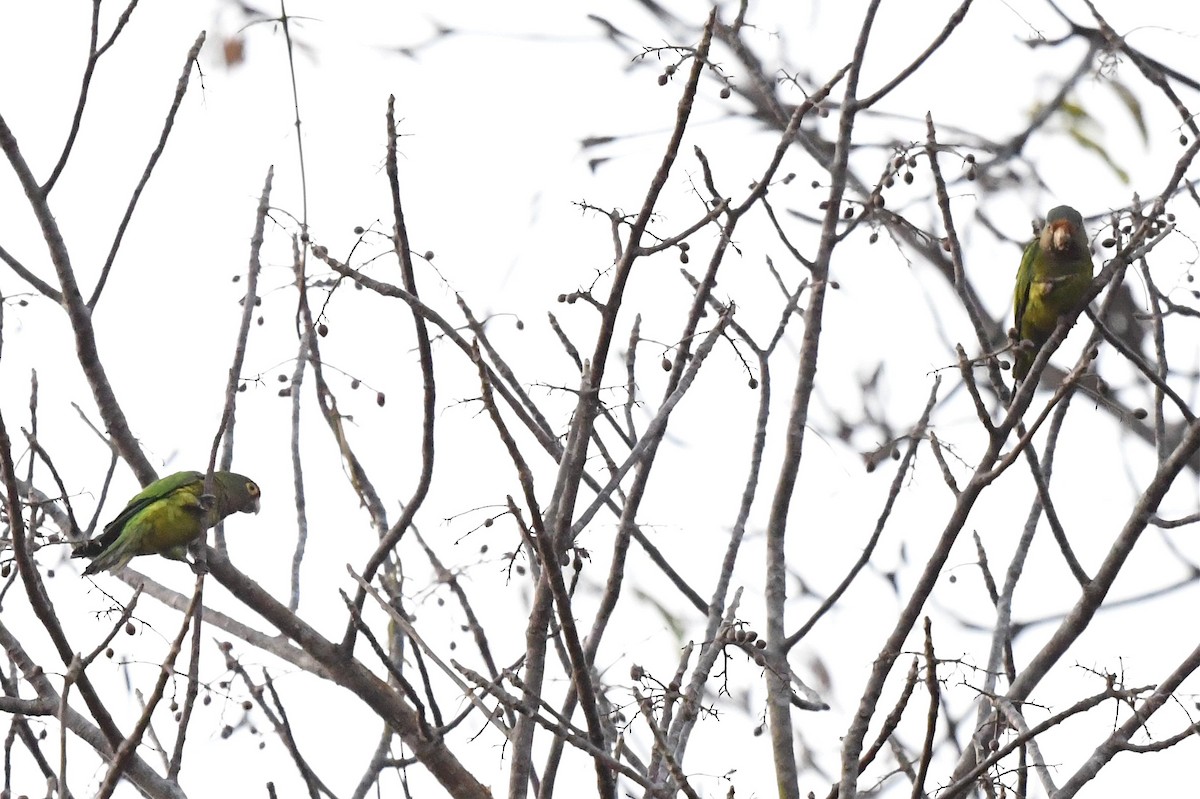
left=73, top=471, right=260, bottom=575
left=1012, top=205, right=1095, bottom=381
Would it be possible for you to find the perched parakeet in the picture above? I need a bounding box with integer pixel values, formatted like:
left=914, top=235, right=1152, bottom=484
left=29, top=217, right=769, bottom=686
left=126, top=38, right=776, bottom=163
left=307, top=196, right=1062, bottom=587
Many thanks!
left=1012, top=205, right=1095, bottom=381
left=73, top=471, right=261, bottom=575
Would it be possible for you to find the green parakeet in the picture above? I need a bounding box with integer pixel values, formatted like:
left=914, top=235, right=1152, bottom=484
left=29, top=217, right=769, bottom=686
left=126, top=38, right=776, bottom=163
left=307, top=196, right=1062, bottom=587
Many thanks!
left=73, top=471, right=261, bottom=575
left=1012, top=205, right=1095, bottom=381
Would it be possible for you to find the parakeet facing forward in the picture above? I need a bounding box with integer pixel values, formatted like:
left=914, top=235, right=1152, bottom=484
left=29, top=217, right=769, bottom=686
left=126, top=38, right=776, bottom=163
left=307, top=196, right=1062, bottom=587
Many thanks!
left=73, top=471, right=260, bottom=575
left=1012, top=205, right=1095, bottom=381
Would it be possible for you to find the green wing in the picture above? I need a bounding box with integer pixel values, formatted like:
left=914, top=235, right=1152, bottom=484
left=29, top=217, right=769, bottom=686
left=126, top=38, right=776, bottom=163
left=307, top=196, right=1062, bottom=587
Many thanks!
left=1012, top=237, right=1039, bottom=344
left=72, top=471, right=203, bottom=559
left=1011, top=236, right=1043, bottom=380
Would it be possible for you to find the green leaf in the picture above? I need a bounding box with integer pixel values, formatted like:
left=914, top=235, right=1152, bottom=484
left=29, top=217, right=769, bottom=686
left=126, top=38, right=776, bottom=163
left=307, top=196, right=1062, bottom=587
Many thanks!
left=1067, top=128, right=1130, bottom=184
left=633, top=585, right=687, bottom=642
left=1057, top=99, right=1092, bottom=124
left=1107, top=78, right=1149, bottom=145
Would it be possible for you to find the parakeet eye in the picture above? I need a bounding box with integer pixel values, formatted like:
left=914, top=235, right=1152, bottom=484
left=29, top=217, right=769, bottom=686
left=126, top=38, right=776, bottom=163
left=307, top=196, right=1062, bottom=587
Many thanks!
left=246, top=481, right=261, bottom=497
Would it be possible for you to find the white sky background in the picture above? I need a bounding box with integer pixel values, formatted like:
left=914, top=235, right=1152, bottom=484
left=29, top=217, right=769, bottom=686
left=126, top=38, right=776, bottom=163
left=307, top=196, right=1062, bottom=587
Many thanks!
left=4, top=0, right=1200, bottom=796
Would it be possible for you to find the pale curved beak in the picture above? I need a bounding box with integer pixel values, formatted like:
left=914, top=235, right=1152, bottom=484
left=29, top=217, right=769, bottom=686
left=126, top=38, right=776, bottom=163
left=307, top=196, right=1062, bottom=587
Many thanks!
left=1050, top=220, right=1073, bottom=251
